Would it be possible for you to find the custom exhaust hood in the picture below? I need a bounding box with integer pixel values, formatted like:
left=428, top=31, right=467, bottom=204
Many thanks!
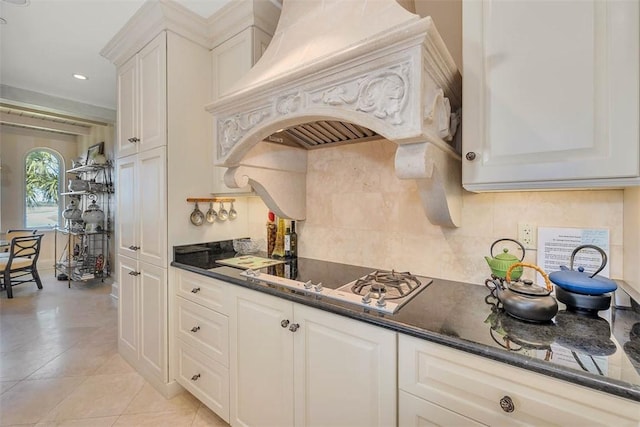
left=205, top=0, right=462, bottom=227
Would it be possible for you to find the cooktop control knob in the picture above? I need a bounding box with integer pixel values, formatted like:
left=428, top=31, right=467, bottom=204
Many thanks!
left=314, top=283, right=323, bottom=292
left=362, top=292, right=372, bottom=304
left=304, top=280, right=313, bottom=290
left=376, top=295, right=387, bottom=308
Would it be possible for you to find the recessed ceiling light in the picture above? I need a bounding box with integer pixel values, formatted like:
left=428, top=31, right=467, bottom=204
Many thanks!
left=2, top=0, right=30, bottom=6
left=73, top=74, right=88, bottom=80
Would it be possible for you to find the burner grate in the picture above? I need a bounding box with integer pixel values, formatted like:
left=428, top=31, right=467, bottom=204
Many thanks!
left=351, top=270, right=422, bottom=300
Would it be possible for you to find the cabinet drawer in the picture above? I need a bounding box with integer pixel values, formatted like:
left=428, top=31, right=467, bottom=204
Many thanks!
left=399, top=334, right=639, bottom=426
left=176, top=269, right=231, bottom=314
left=176, top=297, right=229, bottom=366
left=399, top=390, right=485, bottom=427
left=176, top=341, right=229, bottom=423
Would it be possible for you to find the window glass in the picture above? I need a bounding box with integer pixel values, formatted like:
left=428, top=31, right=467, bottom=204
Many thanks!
left=25, top=149, right=62, bottom=228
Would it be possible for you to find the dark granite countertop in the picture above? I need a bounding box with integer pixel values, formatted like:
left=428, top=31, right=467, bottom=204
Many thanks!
left=171, top=244, right=640, bottom=403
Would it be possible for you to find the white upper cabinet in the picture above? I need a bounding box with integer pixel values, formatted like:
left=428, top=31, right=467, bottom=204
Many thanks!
left=211, top=27, right=271, bottom=102
left=116, top=32, right=167, bottom=159
left=462, top=0, right=639, bottom=191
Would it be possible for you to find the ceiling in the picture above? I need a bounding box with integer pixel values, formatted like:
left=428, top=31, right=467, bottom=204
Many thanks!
left=0, top=0, right=232, bottom=120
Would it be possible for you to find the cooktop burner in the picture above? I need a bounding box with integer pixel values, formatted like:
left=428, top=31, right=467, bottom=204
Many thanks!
left=240, top=265, right=432, bottom=314
left=350, top=270, right=423, bottom=300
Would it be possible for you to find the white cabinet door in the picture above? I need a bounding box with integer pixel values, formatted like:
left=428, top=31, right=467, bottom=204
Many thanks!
left=230, top=286, right=397, bottom=427
left=293, top=304, right=397, bottom=427
left=116, top=56, right=138, bottom=159
left=115, top=155, right=138, bottom=258
left=118, top=255, right=138, bottom=362
left=137, top=147, right=167, bottom=268
left=116, top=32, right=167, bottom=159
left=230, top=287, right=295, bottom=427
left=118, top=254, right=167, bottom=386
left=211, top=29, right=253, bottom=102
left=138, top=32, right=167, bottom=154
left=139, top=261, right=167, bottom=383
left=462, top=0, right=639, bottom=191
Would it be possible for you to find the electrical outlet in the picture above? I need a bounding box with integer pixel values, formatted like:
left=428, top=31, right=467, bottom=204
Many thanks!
left=518, top=223, right=536, bottom=250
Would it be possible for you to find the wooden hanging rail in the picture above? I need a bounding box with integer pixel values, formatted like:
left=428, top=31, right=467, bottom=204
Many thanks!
left=186, top=197, right=236, bottom=203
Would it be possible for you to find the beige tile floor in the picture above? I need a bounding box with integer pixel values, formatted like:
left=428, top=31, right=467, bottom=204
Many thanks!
left=0, top=271, right=229, bottom=427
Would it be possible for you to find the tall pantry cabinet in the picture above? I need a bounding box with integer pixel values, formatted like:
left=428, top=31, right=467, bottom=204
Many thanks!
left=101, top=1, right=213, bottom=397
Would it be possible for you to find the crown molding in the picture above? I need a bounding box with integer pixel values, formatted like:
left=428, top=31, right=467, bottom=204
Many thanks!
left=100, top=0, right=209, bottom=67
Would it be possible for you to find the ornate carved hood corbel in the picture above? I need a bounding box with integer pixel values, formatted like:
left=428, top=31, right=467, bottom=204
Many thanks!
left=206, top=0, right=462, bottom=227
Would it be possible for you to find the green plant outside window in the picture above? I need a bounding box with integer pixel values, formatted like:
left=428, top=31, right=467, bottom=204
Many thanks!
left=25, top=149, right=62, bottom=228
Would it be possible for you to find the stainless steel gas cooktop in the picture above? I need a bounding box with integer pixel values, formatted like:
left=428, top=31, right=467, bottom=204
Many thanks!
left=241, top=268, right=431, bottom=314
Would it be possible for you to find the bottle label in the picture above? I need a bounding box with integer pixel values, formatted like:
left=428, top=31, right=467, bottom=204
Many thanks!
left=284, top=235, right=291, bottom=252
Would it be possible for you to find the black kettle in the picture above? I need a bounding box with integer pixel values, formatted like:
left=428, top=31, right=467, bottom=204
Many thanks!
left=486, top=262, right=558, bottom=323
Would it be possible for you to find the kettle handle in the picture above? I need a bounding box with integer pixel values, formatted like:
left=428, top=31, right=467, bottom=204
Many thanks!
left=506, top=262, right=551, bottom=291
left=569, top=245, right=607, bottom=279
left=490, top=238, right=526, bottom=261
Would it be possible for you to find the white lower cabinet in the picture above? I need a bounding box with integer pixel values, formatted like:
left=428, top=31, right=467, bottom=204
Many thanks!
left=230, top=286, right=397, bottom=427
left=173, top=270, right=231, bottom=423
left=118, top=255, right=167, bottom=388
left=398, top=334, right=639, bottom=426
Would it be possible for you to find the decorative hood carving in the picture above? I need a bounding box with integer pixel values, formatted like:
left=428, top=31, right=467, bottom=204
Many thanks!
left=205, top=0, right=462, bottom=227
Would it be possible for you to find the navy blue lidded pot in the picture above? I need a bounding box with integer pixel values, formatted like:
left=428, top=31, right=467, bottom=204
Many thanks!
left=548, top=245, right=617, bottom=296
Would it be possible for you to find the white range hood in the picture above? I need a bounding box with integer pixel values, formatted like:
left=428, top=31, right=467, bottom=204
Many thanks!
left=205, top=0, right=462, bottom=227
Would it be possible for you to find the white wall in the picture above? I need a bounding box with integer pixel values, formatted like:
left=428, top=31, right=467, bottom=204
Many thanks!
left=416, top=0, right=462, bottom=70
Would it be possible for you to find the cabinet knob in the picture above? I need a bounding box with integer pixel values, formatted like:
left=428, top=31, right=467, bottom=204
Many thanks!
left=499, top=395, right=515, bottom=413
left=465, top=151, right=477, bottom=161
left=191, top=287, right=201, bottom=294
left=289, top=323, right=300, bottom=332
left=128, top=271, right=140, bottom=276
left=191, top=374, right=201, bottom=381
left=128, top=245, right=140, bottom=251
left=128, top=137, right=140, bottom=143
left=281, top=319, right=290, bottom=328
left=190, top=326, right=200, bottom=333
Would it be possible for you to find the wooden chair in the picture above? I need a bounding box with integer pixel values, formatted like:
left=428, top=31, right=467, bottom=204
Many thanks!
left=0, top=234, right=44, bottom=298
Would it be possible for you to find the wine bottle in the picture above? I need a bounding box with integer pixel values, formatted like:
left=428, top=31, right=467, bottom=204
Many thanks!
left=284, top=224, right=292, bottom=258
left=290, top=221, right=298, bottom=258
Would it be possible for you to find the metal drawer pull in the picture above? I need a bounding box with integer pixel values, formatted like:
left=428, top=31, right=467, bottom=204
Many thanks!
left=128, top=245, right=140, bottom=251
left=190, top=326, right=200, bottom=333
left=128, top=137, right=140, bottom=143
left=191, top=287, right=201, bottom=293
left=281, top=319, right=290, bottom=328
left=128, top=271, right=140, bottom=276
left=499, top=396, right=515, bottom=413
left=289, top=323, right=300, bottom=332
left=191, top=374, right=200, bottom=381
left=465, top=151, right=477, bottom=161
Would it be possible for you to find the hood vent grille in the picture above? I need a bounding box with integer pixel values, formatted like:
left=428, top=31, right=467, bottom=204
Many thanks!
left=266, top=120, right=380, bottom=149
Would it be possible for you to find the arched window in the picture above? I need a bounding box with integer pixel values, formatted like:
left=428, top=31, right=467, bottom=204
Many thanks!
left=24, top=149, right=63, bottom=228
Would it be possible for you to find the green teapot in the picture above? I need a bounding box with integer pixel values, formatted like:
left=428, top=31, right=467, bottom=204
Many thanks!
left=485, top=238, right=525, bottom=280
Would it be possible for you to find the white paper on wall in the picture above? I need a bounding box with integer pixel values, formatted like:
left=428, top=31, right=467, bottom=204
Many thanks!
left=536, top=227, right=610, bottom=283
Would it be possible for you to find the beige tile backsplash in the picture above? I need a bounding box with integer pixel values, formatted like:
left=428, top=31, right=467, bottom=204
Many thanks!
left=293, top=139, right=623, bottom=285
